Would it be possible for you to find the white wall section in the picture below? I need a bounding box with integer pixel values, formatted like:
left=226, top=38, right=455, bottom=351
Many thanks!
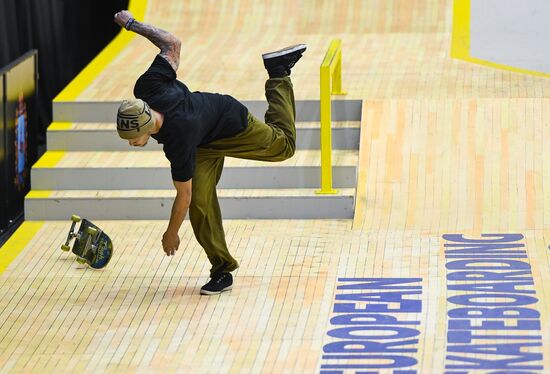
left=470, top=0, right=550, bottom=73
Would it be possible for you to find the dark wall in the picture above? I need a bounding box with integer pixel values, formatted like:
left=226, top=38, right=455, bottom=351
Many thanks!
left=0, top=0, right=129, bottom=143
left=0, top=74, right=5, bottom=230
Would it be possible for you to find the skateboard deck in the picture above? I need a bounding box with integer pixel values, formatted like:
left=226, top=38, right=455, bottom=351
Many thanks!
left=61, top=215, right=113, bottom=269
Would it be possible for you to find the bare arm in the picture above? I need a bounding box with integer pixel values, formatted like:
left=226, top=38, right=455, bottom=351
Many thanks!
left=167, top=179, right=192, bottom=236
left=161, top=179, right=192, bottom=256
left=114, top=10, right=181, bottom=71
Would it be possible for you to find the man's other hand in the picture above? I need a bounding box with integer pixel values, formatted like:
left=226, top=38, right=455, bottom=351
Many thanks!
left=114, top=10, right=134, bottom=28
left=162, top=231, right=180, bottom=256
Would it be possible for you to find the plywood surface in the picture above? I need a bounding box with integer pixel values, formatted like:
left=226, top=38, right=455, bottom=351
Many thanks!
left=2, top=0, right=550, bottom=372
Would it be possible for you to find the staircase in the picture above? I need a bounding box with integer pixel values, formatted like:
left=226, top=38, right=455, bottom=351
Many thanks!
left=25, top=100, right=360, bottom=220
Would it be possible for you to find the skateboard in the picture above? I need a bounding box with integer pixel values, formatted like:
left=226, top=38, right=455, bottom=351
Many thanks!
left=61, top=215, right=113, bottom=269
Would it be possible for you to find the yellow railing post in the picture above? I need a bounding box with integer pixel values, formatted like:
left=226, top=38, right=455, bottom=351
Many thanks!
left=316, top=39, right=347, bottom=195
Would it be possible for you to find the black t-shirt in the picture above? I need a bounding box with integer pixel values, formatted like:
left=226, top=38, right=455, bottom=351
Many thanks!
left=133, top=55, right=248, bottom=181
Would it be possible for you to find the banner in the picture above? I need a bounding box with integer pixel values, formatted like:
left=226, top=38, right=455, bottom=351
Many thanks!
left=0, top=73, right=5, bottom=232
left=1, top=51, right=37, bottom=230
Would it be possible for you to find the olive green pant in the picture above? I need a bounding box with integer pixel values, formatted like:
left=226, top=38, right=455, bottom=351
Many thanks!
left=190, top=77, right=296, bottom=276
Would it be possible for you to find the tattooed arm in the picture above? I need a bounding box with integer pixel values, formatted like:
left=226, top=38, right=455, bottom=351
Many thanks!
left=114, top=10, right=181, bottom=71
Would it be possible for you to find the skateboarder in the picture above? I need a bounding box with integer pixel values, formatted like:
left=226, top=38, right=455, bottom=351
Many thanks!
left=114, top=10, right=305, bottom=295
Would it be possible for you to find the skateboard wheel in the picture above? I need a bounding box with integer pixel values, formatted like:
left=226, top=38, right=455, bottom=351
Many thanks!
left=76, top=258, right=87, bottom=265
left=61, top=245, right=71, bottom=252
left=71, top=215, right=81, bottom=223
left=86, top=227, right=98, bottom=236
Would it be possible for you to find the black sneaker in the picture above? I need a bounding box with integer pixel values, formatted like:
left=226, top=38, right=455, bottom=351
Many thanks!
left=263, top=44, right=307, bottom=78
left=200, top=272, right=233, bottom=295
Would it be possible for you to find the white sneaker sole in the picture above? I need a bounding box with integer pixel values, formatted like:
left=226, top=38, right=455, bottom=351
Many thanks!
left=200, top=285, right=233, bottom=295
left=262, top=44, right=307, bottom=59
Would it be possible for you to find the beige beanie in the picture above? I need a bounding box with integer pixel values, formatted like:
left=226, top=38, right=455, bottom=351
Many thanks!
left=116, top=99, right=154, bottom=139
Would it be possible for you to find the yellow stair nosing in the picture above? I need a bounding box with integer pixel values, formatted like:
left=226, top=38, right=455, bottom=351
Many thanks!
left=33, top=151, right=66, bottom=168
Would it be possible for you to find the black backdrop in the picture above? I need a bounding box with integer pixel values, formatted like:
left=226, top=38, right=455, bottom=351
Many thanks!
left=0, top=0, right=129, bottom=144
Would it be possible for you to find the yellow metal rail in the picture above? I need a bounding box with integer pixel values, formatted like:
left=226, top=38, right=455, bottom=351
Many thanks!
left=317, top=39, right=347, bottom=194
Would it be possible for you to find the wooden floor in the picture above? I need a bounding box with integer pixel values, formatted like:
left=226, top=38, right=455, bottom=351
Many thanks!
left=2, top=0, right=550, bottom=372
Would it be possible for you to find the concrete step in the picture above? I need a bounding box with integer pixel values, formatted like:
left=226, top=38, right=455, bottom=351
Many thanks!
left=31, top=150, right=358, bottom=190
left=47, top=121, right=360, bottom=151
left=53, top=99, right=363, bottom=123
left=25, top=188, right=355, bottom=220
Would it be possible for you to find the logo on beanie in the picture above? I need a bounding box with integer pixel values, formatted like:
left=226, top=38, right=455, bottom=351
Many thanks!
left=117, top=104, right=151, bottom=132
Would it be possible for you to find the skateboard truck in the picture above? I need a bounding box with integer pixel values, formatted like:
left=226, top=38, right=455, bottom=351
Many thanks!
left=79, top=226, right=100, bottom=263
left=61, top=215, right=82, bottom=251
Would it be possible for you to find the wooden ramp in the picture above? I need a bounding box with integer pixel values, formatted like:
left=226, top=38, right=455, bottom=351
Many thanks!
left=1, top=0, right=550, bottom=372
